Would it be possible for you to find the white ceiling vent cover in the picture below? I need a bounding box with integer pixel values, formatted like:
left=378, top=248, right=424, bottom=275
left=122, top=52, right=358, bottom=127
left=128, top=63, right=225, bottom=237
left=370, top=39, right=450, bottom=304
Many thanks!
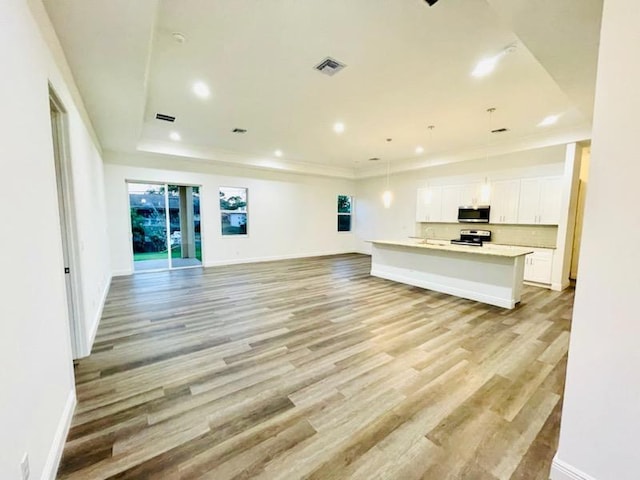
left=314, top=57, right=347, bottom=76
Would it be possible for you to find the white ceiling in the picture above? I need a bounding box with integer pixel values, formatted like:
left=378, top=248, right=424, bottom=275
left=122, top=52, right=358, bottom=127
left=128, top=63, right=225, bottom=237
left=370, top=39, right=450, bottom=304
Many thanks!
left=43, top=0, right=602, bottom=178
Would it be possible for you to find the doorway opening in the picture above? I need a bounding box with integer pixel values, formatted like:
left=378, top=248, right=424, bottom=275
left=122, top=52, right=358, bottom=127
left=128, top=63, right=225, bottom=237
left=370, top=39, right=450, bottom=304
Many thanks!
left=570, top=145, right=590, bottom=281
left=128, top=182, right=202, bottom=271
left=50, top=87, right=85, bottom=358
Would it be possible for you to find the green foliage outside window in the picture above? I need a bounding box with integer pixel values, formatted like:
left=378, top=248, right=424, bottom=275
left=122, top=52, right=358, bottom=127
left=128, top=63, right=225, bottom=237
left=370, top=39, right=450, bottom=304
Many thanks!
left=337, top=195, right=352, bottom=232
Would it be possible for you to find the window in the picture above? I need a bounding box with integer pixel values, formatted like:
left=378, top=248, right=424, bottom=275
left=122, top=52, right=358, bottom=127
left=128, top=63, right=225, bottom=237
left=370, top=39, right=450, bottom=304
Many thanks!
left=337, top=195, right=352, bottom=232
left=220, top=187, right=248, bottom=235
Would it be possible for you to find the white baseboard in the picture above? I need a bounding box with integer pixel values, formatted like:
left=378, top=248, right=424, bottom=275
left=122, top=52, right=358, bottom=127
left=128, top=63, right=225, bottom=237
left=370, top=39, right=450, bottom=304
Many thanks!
left=551, top=283, right=562, bottom=291
left=204, top=250, right=358, bottom=267
left=112, top=268, right=133, bottom=277
left=42, top=389, right=76, bottom=480
left=84, top=275, right=111, bottom=356
left=524, top=280, right=552, bottom=290
left=551, top=457, right=597, bottom=480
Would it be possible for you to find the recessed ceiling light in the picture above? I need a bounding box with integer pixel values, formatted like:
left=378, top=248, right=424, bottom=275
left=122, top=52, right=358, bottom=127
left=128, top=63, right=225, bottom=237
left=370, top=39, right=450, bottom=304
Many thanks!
left=538, top=114, right=561, bottom=127
left=415, top=146, right=424, bottom=154
left=274, top=149, right=283, bottom=157
left=333, top=122, right=345, bottom=134
left=169, top=131, right=181, bottom=141
left=193, top=81, right=211, bottom=98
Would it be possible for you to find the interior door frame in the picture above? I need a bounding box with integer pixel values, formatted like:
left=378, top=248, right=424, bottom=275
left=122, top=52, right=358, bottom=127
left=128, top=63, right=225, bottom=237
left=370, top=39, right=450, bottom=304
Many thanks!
left=49, top=86, right=86, bottom=358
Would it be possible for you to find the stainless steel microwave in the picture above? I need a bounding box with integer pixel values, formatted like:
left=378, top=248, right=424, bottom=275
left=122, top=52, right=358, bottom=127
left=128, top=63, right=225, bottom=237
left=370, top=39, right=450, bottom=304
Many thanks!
left=458, top=205, right=490, bottom=223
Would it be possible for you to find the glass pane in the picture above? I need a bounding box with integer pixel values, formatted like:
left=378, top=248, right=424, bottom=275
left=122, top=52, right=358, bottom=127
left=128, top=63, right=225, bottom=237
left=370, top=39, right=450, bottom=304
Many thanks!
left=169, top=185, right=202, bottom=268
left=220, top=187, right=248, bottom=235
left=338, top=195, right=352, bottom=213
left=338, top=214, right=351, bottom=232
left=129, top=183, right=169, bottom=271
left=193, top=186, right=202, bottom=262
left=221, top=212, right=247, bottom=235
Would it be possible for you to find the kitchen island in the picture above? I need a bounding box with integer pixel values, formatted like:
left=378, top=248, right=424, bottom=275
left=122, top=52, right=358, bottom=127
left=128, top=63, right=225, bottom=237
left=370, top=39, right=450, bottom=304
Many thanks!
left=369, top=240, right=533, bottom=309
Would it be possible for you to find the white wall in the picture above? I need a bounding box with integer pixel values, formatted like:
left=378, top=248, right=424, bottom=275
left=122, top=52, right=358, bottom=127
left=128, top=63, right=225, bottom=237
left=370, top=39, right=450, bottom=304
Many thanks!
left=104, top=152, right=358, bottom=274
left=0, top=1, right=110, bottom=478
left=552, top=1, right=640, bottom=479
left=354, top=145, right=566, bottom=253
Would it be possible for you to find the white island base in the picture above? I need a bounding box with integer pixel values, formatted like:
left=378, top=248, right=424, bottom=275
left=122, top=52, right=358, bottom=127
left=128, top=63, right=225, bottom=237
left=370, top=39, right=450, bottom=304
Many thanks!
left=370, top=241, right=532, bottom=309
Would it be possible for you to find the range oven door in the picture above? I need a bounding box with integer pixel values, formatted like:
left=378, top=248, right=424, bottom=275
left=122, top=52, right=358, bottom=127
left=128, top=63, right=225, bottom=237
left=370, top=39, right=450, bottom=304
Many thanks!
left=458, top=206, right=490, bottom=223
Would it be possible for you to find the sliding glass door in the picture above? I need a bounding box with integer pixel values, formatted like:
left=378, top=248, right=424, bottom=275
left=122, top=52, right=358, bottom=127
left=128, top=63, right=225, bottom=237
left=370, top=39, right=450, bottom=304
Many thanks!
left=168, top=185, right=202, bottom=267
left=128, top=182, right=202, bottom=271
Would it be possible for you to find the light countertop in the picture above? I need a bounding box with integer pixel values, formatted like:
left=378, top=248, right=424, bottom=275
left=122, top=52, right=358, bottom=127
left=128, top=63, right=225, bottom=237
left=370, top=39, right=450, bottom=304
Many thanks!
left=369, top=239, right=534, bottom=258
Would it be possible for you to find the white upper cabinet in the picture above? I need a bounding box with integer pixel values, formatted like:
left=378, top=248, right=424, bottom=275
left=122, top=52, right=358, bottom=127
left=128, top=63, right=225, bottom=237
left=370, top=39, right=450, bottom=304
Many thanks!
left=517, top=177, right=563, bottom=225
left=415, top=176, right=563, bottom=226
left=415, top=186, right=443, bottom=222
left=490, top=180, right=521, bottom=224
left=441, top=185, right=462, bottom=222
left=538, top=177, right=563, bottom=224
left=460, top=183, right=482, bottom=207
left=440, top=183, right=482, bottom=222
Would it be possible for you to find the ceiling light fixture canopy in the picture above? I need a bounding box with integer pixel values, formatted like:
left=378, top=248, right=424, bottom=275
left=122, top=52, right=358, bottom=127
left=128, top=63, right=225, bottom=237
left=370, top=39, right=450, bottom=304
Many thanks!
left=171, top=32, right=186, bottom=44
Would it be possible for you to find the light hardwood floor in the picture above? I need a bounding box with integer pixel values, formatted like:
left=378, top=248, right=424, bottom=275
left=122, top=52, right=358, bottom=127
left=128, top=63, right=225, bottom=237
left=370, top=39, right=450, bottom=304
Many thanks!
left=57, top=253, right=572, bottom=479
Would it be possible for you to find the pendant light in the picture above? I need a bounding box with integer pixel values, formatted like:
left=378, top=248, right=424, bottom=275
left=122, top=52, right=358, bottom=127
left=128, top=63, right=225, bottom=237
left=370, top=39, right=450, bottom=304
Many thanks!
left=480, top=108, right=495, bottom=205
left=382, top=138, right=393, bottom=208
left=382, top=157, right=392, bottom=208
left=423, top=125, right=435, bottom=202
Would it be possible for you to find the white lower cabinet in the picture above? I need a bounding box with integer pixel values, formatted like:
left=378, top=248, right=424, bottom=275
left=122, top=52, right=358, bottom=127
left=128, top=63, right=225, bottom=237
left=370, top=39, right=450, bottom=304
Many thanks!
left=523, top=248, right=554, bottom=284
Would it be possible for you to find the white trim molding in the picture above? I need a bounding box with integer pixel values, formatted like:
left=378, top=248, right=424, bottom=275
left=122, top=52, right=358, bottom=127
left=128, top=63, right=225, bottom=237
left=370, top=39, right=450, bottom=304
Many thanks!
left=551, top=457, right=598, bottom=480
left=42, top=390, right=76, bottom=480
left=205, top=250, right=358, bottom=268
left=83, top=275, right=112, bottom=357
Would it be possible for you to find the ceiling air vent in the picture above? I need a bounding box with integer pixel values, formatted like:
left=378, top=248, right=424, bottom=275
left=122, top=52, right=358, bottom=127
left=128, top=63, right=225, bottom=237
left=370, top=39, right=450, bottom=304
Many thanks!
left=314, top=57, right=347, bottom=76
left=368, top=157, right=381, bottom=162
left=232, top=128, right=247, bottom=133
left=156, top=113, right=176, bottom=122
left=491, top=127, right=509, bottom=133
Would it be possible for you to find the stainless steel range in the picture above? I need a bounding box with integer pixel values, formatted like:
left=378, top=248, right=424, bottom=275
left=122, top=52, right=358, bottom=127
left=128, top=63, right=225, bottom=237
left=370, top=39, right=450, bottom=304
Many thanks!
left=450, top=229, right=491, bottom=246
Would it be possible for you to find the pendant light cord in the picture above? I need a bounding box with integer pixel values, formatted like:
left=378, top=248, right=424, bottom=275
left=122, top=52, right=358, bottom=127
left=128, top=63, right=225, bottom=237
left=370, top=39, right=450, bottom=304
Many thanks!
left=386, top=158, right=390, bottom=189
left=486, top=107, right=495, bottom=162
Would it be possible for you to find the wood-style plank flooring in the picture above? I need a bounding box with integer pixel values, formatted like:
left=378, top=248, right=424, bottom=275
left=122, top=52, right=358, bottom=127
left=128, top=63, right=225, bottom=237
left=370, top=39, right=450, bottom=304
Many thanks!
left=57, top=254, right=573, bottom=479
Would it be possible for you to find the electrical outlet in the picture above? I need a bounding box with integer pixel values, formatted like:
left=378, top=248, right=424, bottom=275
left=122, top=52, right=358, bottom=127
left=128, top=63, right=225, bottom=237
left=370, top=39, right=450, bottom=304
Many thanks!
left=20, top=453, right=30, bottom=480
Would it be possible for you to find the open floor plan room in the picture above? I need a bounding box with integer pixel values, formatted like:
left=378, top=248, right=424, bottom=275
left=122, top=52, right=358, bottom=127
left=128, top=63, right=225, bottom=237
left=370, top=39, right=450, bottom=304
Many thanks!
left=58, top=254, right=572, bottom=479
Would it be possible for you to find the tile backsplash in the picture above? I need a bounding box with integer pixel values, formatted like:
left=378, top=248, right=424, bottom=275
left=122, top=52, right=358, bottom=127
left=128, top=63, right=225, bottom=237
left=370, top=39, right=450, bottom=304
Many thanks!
left=416, top=223, right=558, bottom=248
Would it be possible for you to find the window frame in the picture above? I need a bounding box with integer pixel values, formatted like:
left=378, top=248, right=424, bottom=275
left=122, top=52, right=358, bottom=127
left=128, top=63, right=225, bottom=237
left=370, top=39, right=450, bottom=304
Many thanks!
left=219, top=186, right=248, bottom=237
left=337, top=194, right=353, bottom=233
